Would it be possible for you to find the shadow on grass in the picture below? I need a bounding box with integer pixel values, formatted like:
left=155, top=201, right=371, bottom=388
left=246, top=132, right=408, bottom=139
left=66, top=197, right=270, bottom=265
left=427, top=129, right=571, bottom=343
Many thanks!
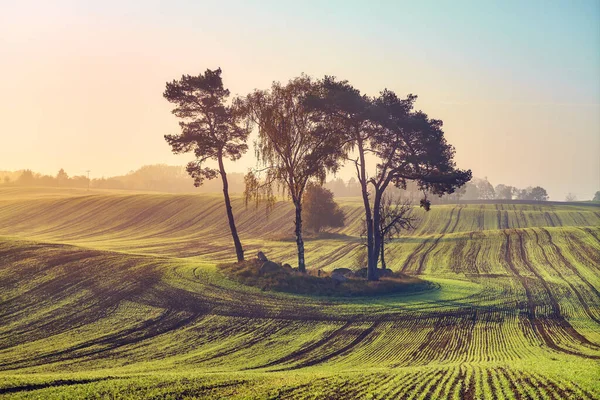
left=267, top=232, right=355, bottom=242
left=0, top=377, right=120, bottom=394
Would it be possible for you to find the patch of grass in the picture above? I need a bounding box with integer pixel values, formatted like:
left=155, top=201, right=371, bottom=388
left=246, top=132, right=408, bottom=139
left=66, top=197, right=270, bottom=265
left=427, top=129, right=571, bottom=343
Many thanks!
left=219, top=260, right=435, bottom=297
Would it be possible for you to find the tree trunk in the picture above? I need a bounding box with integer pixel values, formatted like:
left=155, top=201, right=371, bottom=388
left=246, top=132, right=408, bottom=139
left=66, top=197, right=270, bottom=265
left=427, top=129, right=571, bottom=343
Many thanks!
left=380, top=239, right=386, bottom=270
left=294, top=199, right=306, bottom=272
left=218, top=154, right=244, bottom=262
left=364, top=211, right=376, bottom=280
left=356, top=139, right=377, bottom=281
left=371, top=188, right=383, bottom=279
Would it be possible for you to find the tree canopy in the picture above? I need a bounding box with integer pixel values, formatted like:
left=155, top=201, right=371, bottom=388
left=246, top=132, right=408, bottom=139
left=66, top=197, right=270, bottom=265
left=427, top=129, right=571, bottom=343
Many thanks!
left=477, top=178, right=495, bottom=200
left=164, top=68, right=250, bottom=187
left=303, top=182, right=345, bottom=233
left=517, top=186, right=549, bottom=201
left=495, top=184, right=516, bottom=200
left=565, top=193, right=577, bottom=202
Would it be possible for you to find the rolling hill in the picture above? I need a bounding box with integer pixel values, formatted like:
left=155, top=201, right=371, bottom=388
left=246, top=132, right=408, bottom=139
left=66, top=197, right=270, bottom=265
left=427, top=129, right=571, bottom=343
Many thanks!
left=0, top=187, right=598, bottom=399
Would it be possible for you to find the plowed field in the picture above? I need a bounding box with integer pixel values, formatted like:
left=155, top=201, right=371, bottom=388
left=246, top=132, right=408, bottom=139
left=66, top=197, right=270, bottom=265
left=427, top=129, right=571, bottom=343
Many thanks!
left=0, top=187, right=598, bottom=399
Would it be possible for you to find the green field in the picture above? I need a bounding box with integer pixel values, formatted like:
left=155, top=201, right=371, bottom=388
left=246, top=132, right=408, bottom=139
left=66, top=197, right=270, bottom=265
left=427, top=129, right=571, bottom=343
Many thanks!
left=0, top=187, right=599, bottom=399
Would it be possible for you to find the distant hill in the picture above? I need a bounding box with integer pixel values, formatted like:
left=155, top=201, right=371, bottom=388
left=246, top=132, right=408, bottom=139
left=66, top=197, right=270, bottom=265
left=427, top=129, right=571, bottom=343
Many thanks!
left=0, top=186, right=598, bottom=266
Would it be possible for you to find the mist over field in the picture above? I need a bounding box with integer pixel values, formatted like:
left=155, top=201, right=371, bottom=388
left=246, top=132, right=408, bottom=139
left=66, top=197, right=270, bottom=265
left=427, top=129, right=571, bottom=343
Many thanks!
left=1, top=1, right=599, bottom=399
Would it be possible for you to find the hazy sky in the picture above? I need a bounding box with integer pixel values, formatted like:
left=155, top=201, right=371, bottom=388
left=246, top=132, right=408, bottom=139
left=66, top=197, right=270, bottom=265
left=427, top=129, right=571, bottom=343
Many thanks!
left=1, top=0, right=599, bottom=200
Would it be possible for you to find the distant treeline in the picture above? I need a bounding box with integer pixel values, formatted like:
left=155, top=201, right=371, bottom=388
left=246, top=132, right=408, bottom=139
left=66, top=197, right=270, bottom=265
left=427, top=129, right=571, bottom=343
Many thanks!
left=0, top=165, right=245, bottom=193
left=326, top=176, right=553, bottom=202
left=0, top=166, right=567, bottom=202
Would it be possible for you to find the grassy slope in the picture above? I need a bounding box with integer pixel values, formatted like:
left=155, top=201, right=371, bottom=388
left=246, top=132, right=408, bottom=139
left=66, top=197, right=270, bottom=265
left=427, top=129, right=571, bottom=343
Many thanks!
left=0, top=187, right=599, bottom=399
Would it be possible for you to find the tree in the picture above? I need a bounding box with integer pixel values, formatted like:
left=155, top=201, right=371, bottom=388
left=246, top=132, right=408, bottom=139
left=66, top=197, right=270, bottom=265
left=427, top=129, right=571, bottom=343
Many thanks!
left=241, top=75, right=345, bottom=272
left=495, top=184, right=515, bottom=200
left=311, top=78, right=471, bottom=280
left=57, top=168, right=69, bottom=187
left=593, top=191, right=600, bottom=202
left=325, top=177, right=348, bottom=197
left=530, top=187, right=549, bottom=201
left=516, top=187, right=530, bottom=200
left=70, top=175, right=89, bottom=188
left=346, top=177, right=361, bottom=197
left=477, top=178, right=495, bottom=200
left=463, top=182, right=479, bottom=200
left=164, top=68, right=250, bottom=262
left=304, top=76, right=378, bottom=277
left=367, top=91, right=471, bottom=279
left=377, top=194, right=415, bottom=270
left=303, top=182, right=345, bottom=233
left=38, top=175, right=56, bottom=186
left=517, top=186, right=549, bottom=201
left=452, top=184, right=467, bottom=203
left=17, top=170, right=35, bottom=186
left=565, top=193, right=577, bottom=202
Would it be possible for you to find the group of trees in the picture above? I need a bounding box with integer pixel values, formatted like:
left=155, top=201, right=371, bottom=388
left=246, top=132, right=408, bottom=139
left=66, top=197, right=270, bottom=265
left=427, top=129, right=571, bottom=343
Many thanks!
left=164, top=68, right=471, bottom=281
left=0, top=165, right=246, bottom=193
left=324, top=176, right=553, bottom=204
left=3, top=166, right=557, bottom=205
left=325, top=177, right=363, bottom=197
left=1, top=169, right=90, bottom=188
left=449, top=178, right=550, bottom=202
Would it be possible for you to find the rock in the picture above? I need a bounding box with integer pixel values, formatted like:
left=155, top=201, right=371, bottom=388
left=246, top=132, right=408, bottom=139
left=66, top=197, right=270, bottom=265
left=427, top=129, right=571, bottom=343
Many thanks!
left=354, top=267, right=368, bottom=278
left=353, top=267, right=392, bottom=278
left=257, top=251, right=268, bottom=262
left=282, top=263, right=292, bottom=270
left=259, top=261, right=281, bottom=275
left=332, top=268, right=353, bottom=277
left=330, top=271, right=348, bottom=282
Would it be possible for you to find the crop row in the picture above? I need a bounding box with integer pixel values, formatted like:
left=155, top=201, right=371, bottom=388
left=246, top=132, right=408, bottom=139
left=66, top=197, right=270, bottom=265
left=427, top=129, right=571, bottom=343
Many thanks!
left=2, top=365, right=595, bottom=399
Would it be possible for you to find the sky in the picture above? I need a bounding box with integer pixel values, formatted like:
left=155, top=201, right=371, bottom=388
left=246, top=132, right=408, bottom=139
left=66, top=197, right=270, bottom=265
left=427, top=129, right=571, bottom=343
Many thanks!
left=1, top=0, right=599, bottom=200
